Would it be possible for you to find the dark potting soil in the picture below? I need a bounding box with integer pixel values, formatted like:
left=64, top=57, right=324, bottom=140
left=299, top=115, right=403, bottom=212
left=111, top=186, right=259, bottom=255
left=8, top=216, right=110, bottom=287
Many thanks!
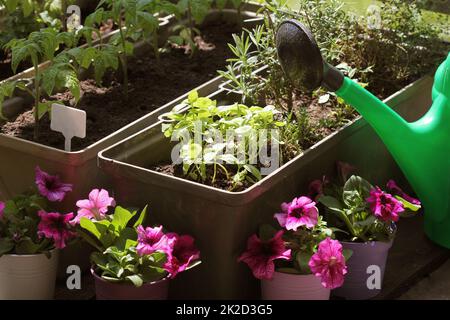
left=150, top=91, right=357, bottom=192
left=1, top=22, right=239, bottom=150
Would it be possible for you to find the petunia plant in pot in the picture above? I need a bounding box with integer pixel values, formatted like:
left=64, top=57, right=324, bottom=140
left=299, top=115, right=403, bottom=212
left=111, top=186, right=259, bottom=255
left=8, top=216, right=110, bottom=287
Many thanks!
left=0, top=166, right=75, bottom=299
left=72, top=188, right=201, bottom=300
left=239, top=195, right=351, bottom=300
left=315, top=163, right=421, bottom=300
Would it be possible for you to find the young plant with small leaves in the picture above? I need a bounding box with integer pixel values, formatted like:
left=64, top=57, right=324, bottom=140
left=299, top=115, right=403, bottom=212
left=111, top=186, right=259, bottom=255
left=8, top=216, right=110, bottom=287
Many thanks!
left=3, top=28, right=80, bottom=139
left=86, top=0, right=169, bottom=98
left=160, top=91, right=284, bottom=191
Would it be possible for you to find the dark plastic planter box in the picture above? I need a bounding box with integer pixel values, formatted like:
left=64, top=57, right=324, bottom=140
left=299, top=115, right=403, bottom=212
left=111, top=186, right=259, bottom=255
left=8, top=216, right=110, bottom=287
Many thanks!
left=97, top=75, right=433, bottom=299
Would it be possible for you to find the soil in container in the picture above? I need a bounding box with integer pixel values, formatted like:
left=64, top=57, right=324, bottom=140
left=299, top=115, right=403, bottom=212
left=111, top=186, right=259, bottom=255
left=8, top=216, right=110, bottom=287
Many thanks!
left=0, top=21, right=239, bottom=150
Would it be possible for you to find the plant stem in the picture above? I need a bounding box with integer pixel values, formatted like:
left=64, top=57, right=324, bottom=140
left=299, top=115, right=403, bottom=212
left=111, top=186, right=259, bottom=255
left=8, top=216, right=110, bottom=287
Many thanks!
left=61, top=0, right=68, bottom=32
left=118, top=11, right=128, bottom=100
left=34, top=66, right=40, bottom=140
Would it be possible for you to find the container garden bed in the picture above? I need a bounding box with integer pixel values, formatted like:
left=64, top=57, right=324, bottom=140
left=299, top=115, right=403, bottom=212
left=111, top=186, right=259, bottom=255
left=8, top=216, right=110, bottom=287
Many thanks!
left=0, top=4, right=262, bottom=208
left=97, top=73, right=433, bottom=299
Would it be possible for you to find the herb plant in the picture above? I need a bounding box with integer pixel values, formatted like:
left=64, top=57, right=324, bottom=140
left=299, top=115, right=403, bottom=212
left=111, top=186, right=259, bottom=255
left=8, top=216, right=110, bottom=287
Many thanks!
left=160, top=90, right=284, bottom=191
left=220, top=0, right=448, bottom=163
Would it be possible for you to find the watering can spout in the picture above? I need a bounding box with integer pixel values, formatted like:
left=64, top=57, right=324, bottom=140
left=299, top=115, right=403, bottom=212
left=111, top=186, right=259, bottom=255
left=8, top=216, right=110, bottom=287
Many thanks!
left=276, top=19, right=450, bottom=248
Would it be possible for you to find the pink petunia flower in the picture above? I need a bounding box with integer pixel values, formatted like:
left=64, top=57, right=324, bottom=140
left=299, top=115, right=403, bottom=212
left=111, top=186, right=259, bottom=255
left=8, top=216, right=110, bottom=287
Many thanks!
left=274, top=196, right=319, bottom=231
left=164, top=233, right=200, bottom=279
left=238, top=230, right=291, bottom=280
left=71, top=189, right=116, bottom=224
left=35, top=166, right=73, bottom=202
left=309, top=237, right=347, bottom=289
left=0, top=201, right=5, bottom=220
left=386, top=179, right=421, bottom=205
left=37, top=210, right=76, bottom=249
left=136, top=225, right=171, bottom=256
left=366, top=186, right=404, bottom=222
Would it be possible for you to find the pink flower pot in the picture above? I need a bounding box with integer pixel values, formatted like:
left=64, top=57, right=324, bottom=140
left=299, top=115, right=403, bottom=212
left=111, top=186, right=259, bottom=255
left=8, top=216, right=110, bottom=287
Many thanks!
left=261, top=272, right=330, bottom=300
left=91, top=269, right=169, bottom=300
left=332, top=240, right=393, bottom=300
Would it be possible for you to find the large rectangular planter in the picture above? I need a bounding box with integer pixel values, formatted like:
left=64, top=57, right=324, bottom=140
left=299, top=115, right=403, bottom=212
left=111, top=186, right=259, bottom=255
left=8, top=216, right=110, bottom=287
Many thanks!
left=97, top=74, right=433, bottom=299
left=0, top=5, right=262, bottom=208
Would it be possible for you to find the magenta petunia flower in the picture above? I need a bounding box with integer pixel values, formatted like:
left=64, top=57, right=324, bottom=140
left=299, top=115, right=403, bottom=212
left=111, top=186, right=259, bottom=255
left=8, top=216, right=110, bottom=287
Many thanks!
left=71, top=189, right=116, bottom=224
left=37, top=210, right=76, bottom=249
left=164, top=233, right=200, bottom=278
left=366, top=186, right=404, bottom=222
left=274, top=196, right=319, bottom=231
left=309, top=237, right=347, bottom=289
left=35, top=166, right=73, bottom=202
left=386, top=179, right=421, bottom=205
left=238, top=230, right=291, bottom=280
left=0, top=201, right=5, bottom=220
left=136, top=225, right=171, bottom=256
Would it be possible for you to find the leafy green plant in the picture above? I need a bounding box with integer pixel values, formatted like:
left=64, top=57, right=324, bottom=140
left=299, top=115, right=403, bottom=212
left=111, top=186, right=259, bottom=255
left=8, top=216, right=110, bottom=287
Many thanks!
left=317, top=173, right=421, bottom=242
left=86, top=0, right=169, bottom=98
left=0, top=0, right=76, bottom=31
left=76, top=195, right=201, bottom=286
left=77, top=206, right=169, bottom=286
left=160, top=90, right=284, bottom=191
left=2, top=28, right=80, bottom=138
left=220, top=0, right=448, bottom=165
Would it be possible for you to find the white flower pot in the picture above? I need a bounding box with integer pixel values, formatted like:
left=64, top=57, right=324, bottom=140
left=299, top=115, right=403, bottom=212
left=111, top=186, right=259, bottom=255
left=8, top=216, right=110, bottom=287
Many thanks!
left=261, top=272, right=330, bottom=300
left=0, top=250, right=59, bottom=300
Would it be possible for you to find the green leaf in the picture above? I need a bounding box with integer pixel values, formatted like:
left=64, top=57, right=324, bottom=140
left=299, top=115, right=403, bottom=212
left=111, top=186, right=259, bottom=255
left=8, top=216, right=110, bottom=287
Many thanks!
left=276, top=267, right=301, bottom=275
left=115, top=227, right=138, bottom=251
left=80, top=217, right=102, bottom=240
left=343, top=249, right=353, bottom=261
left=395, top=196, right=421, bottom=212
left=133, top=205, right=148, bottom=228
left=318, top=195, right=343, bottom=213
left=0, top=238, right=15, bottom=256
left=258, top=224, right=277, bottom=241
left=21, top=0, right=34, bottom=17
left=111, top=206, right=135, bottom=232
left=15, top=239, right=42, bottom=254
left=343, top=175, right=373, bottom=207
left=37, top=102, right=52, bottom=120
left=296, top=251, right=312, bottom=274
left=126, top=274, right=144, bottom=287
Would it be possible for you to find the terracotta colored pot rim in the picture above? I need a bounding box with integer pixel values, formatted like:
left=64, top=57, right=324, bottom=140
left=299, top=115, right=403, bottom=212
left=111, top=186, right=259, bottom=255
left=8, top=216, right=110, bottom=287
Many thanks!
left=1, top=248, right=58, bottom=258
left=90, top=267, right=169, bottom=287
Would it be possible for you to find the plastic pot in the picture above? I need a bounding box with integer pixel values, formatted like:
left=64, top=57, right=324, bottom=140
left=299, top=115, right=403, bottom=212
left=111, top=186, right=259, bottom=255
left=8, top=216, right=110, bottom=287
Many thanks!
left=0, top=250, right=59, bottom=300
left=97, top=75, right=432, bottom=299
left=92, top=268, right=169, bottom=300
left=261, top=272, right=330, bottom=300
left=332, top=240, right=393, bottom=300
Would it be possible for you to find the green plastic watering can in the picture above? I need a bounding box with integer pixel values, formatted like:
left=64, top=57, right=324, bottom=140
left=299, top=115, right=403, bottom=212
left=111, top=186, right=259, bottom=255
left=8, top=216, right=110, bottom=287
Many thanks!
left=276, top=20, right=450, bottom=248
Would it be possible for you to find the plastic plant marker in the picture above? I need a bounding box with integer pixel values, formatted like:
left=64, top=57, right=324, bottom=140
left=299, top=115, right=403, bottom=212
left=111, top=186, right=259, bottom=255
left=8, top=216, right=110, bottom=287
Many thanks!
left=50, top=104, right=86, bottom=152
left=276, top=19, right=450, bottom=248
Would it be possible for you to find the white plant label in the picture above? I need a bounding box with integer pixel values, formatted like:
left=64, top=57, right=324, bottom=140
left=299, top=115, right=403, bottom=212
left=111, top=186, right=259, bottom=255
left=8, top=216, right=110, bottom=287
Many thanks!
left=50, top=104, right=86, bottom=152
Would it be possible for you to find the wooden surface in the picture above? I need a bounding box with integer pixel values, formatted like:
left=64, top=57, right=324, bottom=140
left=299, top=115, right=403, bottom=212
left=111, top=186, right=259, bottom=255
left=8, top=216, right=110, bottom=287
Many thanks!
left=54, top=215, right=450, bottom=300
left=375, top=215, right=450, bottom=300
